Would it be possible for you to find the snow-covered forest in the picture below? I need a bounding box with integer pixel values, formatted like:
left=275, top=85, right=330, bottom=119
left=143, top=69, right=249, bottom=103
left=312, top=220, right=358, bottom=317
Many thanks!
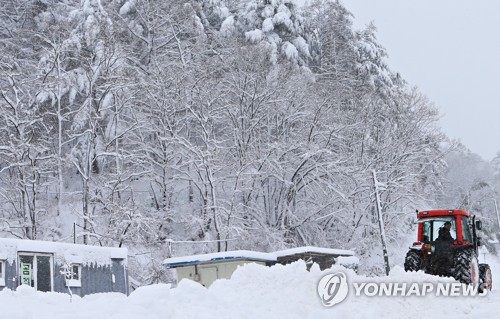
left=1, top=0, right=500, bottom=282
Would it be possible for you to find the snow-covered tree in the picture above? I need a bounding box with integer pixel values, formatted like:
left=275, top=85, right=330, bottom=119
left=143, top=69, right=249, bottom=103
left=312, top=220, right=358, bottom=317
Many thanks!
left=229, top=0, right=311, bottom=65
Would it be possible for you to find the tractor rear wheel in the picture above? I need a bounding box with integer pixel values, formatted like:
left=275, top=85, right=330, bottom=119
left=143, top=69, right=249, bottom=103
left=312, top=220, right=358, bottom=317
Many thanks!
left=404, top=249, right=421, bottom=272
left=479, top=264, right=492, bottom=292
left=452, top=249, right=479, bottom=285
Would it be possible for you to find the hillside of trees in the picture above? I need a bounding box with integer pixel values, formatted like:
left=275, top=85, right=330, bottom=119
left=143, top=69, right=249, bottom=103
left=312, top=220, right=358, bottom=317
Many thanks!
left=1, top=0, right=500, bottom=281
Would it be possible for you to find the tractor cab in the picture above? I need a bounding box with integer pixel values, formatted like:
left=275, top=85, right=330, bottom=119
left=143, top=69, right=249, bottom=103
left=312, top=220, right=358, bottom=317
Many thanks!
left=416, top=210, right=473, bottom=247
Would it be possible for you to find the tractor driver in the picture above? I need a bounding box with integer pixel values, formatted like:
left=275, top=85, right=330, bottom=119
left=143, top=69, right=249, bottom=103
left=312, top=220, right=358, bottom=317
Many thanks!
left=437, top=221, right=454, bottom=242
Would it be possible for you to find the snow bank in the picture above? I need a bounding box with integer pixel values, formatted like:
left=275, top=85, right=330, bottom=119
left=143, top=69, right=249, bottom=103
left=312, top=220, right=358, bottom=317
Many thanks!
left=0, top=257, right=499, bottom=319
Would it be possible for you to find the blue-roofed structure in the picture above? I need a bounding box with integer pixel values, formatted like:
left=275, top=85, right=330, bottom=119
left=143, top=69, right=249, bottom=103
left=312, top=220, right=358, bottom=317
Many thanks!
left=163, top=250, right=277, bottom=287
left=163, top=247, right=358, bottom=287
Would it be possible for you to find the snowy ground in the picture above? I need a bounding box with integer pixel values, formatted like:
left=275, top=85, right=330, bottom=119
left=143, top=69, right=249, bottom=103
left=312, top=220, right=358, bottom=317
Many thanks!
left=1, top=254, right=499, bottom=319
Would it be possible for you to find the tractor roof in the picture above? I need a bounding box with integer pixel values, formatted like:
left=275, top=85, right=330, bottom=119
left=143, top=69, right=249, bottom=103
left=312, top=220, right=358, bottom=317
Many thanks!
left=417, top=209, right=470, bottom=219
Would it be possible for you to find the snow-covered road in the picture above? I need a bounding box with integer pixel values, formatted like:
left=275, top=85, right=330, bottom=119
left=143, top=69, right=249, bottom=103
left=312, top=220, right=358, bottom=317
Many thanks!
left=1, top=254, right=499, bottom=319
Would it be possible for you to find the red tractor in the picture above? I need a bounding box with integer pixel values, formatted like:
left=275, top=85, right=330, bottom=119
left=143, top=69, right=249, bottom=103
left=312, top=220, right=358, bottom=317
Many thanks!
left=404, top=209, right=492, bottom=291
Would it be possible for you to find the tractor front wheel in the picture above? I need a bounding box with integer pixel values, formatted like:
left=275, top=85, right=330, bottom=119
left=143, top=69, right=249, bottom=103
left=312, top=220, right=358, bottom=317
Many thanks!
left=404, top=249, right=422, bottom=272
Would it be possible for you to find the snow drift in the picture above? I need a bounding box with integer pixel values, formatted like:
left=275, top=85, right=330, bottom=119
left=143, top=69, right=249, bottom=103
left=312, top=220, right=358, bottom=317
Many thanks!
left=0, top=258, right=498, bottom=319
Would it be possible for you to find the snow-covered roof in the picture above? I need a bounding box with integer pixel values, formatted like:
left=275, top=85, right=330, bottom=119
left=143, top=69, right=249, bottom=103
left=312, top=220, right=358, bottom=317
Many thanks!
left=0, top=238, right=127, bottom=266
left=274, top=246, right=354, bottom=258
left=163, top=250, right=277, bottom=268
left=336, top=255, right=360, bottom=266
left=163, top=246, right=355, bottom=268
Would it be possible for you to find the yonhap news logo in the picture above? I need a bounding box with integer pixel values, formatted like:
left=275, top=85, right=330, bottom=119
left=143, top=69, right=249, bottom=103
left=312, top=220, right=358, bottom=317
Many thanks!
left=317, top=271, right=488, bottom=307
left=317, top=272, right=349, bottom=307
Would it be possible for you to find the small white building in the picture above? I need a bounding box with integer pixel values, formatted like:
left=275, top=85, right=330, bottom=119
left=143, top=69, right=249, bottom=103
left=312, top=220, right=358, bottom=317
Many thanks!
left=163, top=246, right=358, bottom=287
left=163, top=251, right=276, bottom=287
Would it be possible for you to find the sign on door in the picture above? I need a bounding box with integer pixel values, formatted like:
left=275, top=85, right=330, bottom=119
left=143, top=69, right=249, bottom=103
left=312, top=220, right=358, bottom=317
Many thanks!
left=21, top=263, right=31, bottom=285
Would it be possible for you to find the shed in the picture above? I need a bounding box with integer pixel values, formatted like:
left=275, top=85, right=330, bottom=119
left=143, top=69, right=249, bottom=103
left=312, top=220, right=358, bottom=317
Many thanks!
left=275, top=246, right=358, bottom=271
left=163, top=250, right=277, bottom=287
left=163, top=246, right=359, bottom=287
left=0, top=238, right=128, bottom=296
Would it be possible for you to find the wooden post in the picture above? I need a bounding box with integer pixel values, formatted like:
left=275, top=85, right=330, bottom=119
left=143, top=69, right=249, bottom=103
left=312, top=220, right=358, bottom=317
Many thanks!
left=372, top=170, right=391, bottom=276
left=494, top=199, right=500, bottom=232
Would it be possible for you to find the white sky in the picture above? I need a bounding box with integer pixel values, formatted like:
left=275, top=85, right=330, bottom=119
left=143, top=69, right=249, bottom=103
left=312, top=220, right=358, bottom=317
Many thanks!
left=342, top=0, right=500, bottom=161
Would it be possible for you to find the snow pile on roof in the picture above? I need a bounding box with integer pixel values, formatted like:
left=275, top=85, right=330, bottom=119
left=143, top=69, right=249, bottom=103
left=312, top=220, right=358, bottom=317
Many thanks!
left=163, top=250, right=277, bottom=268
left=0, top=257, right=499, bottom=318
left=336, top=256, right=360, bottom=266
left=274, top=246, right=355, bottom=257
left=0, top=238, right=127, bottom=266
left=163, top=246, right=355, bottom=268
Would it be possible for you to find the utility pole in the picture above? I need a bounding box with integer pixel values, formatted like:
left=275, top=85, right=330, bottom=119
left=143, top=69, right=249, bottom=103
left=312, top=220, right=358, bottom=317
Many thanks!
left=372, top=170, right=390, bottom=276
left=494, top=199, right=500, bottom=232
